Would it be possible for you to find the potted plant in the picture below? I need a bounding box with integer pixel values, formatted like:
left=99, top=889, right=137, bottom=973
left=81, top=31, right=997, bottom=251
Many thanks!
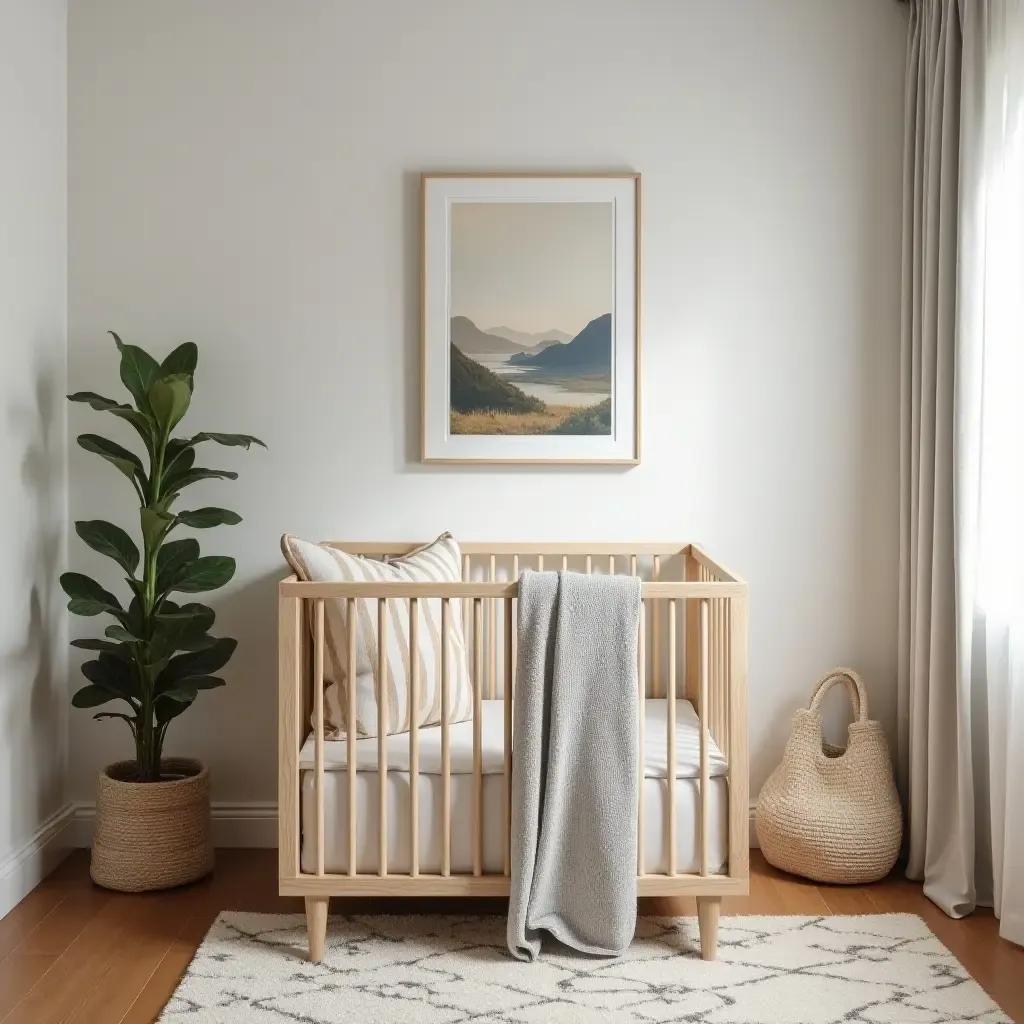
left=63, top=333, right=264, bottom=891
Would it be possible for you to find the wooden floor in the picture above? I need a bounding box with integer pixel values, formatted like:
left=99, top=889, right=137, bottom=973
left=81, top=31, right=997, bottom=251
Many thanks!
left=0, top=849, right=1019, bottom=1023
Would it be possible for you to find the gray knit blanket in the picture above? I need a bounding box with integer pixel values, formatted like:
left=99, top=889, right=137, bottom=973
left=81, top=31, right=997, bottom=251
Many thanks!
left=507, top=569, right=642, bottom=961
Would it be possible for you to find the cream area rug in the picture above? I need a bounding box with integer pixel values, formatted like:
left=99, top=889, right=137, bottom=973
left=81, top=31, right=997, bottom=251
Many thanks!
left=159, top=912, right=1010, bottom=1023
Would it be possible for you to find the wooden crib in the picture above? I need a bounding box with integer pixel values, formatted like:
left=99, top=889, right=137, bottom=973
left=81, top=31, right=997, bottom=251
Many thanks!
left=278, top=542, right=748, bottom=962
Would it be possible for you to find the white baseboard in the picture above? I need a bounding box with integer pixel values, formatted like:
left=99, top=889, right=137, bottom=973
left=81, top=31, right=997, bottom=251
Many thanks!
left=68, top=800, right=278, bottom=849
left=0, top=803, right=75, bottom=918
left=68, top=802, right=762, bottom=853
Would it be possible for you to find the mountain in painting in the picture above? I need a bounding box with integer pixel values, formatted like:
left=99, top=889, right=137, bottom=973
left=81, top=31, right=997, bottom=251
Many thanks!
left=508, top=313, right=611, bottom=372
left=449, top=343, right=544, bottom=414
left=485, top=325, right=573, bottom=348
left=450, top=316, right=530, bottom=355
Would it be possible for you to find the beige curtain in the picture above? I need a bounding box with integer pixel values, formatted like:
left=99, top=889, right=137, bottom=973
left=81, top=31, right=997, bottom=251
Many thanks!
left=900, top=0, right=1024, bottom=945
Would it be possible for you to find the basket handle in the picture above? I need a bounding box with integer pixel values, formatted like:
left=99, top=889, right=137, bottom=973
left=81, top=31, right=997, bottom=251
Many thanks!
left=808, top=668, right=869, bottom=722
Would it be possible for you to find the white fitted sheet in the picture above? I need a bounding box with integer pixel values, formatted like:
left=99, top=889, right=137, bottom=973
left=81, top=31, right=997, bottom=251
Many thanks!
left=298, top=699, right=728, bottom=778
left=299, top=699, right=728, bottom=876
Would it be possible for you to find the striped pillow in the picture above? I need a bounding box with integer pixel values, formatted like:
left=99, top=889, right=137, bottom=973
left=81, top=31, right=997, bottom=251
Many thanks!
left=281, top=533, right=473, bottom=738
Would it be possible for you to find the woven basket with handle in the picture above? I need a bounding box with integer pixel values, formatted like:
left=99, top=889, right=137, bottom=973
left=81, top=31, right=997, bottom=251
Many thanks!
left=755, top=669, right=902, bottom=884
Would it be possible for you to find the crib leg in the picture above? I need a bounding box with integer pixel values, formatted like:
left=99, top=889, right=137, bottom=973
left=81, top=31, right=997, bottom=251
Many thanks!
left=696, top=897, right=721, bottom=961
left=305, top=896, right=329, bottom=962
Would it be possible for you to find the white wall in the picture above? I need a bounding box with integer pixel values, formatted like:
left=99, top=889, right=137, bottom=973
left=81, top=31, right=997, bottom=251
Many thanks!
left=0, top=0, right=70, bottom=903
left=67, top=1, right=908, bottom=825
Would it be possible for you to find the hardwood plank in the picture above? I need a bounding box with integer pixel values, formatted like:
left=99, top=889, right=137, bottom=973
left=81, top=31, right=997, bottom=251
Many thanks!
left=815, top=884, right=878, bottom=915
left=66, top=892, right=196, bottom=1024
left=120, top=889, right=237, bottom=1024
left=15, top=891, right=110, bottom=956
left=0, top=889, right=66, bottom=960
left=770, top=874, right=831, bottom=916
left=0, top=953, right=56, bottom=1018
left=5, top=897, right=171, bottom=1024
left=36, top=851, right=93, bottom=891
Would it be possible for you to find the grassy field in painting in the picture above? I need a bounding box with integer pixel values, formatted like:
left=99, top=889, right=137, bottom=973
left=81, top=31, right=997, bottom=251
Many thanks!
left=450, top=397, right=611, bottom=436
left=450, top=405, right=575, bottom=435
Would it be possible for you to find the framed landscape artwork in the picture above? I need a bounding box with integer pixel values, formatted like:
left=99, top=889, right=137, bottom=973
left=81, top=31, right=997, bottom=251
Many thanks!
left=421, top=173, right=640, bottom=463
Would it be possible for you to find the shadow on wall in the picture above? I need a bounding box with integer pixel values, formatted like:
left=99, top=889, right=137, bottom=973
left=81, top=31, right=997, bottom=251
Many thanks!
left=1, top=363, right=66, bottom=844
left=188, top=567, right=286, bottom=801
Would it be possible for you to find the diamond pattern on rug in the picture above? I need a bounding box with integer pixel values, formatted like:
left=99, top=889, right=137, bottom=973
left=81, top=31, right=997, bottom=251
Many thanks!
left=158, top=912, right=1011, bottom=1023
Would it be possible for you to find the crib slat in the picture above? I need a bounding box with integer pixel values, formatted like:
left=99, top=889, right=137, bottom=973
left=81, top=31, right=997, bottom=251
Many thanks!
left=409, top=597, right=420, bottom=878
left=314, top=599, right=325, bottom=877
left=512, top=556, right=519, bottom=690
left=586, top=554, right=593, bottom=574
left=441, top=598, right=451, bottom=877
left=667, top=598, right=677, bottom=877
left=609, top=555, right=615, bottom=575
left=347, top=599, right=357, bottom=877
left=724, top=602, right=732, bottom=761
left=473, top=598, right=483, bottom=877
left=714, top=599, right=721, bottom=749
left=504, top=597, right=513, bottom=877
left=378, top=598, right=388, bottom=877
left=630, top=553, right=637, bottom=577
left=637, top=603, right=646, bottom=877
left=700, top=599, right=710, bottom=877
left=537, top=554, right=544, bottom=571
left=728, top=594, right=750, bottom=882
left=462, top=554, right=471, bottom=668
left=651, top=555, right=661, bottom=698
left=489, top=555, right=497, bottom=701
left=561, top=554, right=568, bottom=571
left=721, top=600, right=728, bottom=748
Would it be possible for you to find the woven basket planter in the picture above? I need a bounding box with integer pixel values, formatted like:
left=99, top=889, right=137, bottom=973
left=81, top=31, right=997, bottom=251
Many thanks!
left=90, top=757, right=214, bottom=892
left=755, top=669, right=902, bottom=885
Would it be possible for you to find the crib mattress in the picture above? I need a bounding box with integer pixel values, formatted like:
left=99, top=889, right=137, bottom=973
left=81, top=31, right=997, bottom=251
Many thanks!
left=299, top=699, right=730, bottom=876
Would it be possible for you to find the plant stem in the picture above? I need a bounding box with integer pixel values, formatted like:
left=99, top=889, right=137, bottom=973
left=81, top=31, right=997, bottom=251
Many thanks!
left=138, top=431, right=169, bottom=781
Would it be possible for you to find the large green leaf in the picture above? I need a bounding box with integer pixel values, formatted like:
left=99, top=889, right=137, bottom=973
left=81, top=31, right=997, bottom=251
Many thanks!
left=67, top=392, right=155, bottom=449
left=123, top=596, right=146, bottom=638
left=72, top=685, right=118, bottom=708
left=168, top=556, right=235, bottom=593
left=70, top=637, right=120, bottom=653
left=159, top=600, right=216, bottom=632
left=176, top=507, right=241, bottom=529
left=160, top=342, right=198, bottom=380
left=162, top=467, right=238, bottom=500
left=159, top=447, right=198, bottom=504
left=60, top=572, right=123, bottom=616
left=163, top=440, right=196, bottom=475
left=81, top=652, right=141, bottom=702
left=159, top=684, right=199, bottom=703
left=156, top=538, right=200, bottom=593
left=104, top=624, right=141, bottom=644
left=185, top=675, right=225, bottom=690
left=150, top=605, right=217, bottom=661
left=149, top=374, right=192, bottom=432
left=157, top=637, right=236, bottom=689
left=140, top=507, right=175, bottom=549
left=77, top=434, right=145, bottom=483
left=156, top=691, right=195, bottom=724
left=189, top=432, right=266, bottom=450
left=75, top=520, right=140, bottom=574
left=111, top=332, right=161, bottom=413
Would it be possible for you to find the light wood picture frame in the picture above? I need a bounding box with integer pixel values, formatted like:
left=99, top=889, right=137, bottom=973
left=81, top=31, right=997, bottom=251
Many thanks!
left=421, top=173, right=641, bottom=464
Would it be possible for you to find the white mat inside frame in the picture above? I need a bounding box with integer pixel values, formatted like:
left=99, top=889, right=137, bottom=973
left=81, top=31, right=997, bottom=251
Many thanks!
left=159, top=912, right=1010, bottom=1023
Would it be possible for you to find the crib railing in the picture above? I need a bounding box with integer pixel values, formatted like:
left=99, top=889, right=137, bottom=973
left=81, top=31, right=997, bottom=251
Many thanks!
left=278, top=543, right=748, bottom=898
